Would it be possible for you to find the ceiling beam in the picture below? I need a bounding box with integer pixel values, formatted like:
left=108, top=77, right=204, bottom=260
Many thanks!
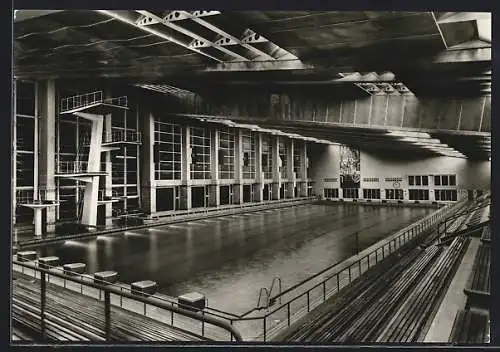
left=431, top=12, right=448, bottom=49
left=137, top=10, right=250, bottom=62
left=204, top=58, right=313, bottom=72
left=97, top=10, right=222, bottom=62
left=174, top=11, right=276, bottom=61
left=436, top=12, right=491, bottom=24
left=433, top=47, right=491, bottom=64
left=14, top=10, right=64, bottom=23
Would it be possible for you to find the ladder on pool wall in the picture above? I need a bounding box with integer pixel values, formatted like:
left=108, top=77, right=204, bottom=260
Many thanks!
left=256, top=277, right=282, bottom=310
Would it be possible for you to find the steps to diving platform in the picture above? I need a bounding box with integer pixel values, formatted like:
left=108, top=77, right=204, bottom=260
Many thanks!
left=60, top=91, right=128, bottom=115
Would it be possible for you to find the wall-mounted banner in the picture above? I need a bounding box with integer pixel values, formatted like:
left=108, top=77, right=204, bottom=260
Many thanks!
left=340, top=145, right=360, bottom=188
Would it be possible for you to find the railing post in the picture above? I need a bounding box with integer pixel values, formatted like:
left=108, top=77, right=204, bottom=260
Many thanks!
left=307, top=291, right=310, bottom=312
left=348, top=266, right=352, bottom=283
left=287, top=302, right=291, bottom=326
left=40, top=271, right=46, bottom=340
left=171, top=302, right=174, bottom=325
left=323, top=281, right=326, bottom=301
left=337, top=273, right=340, bottom=292
left=202, top=311, right=205, bottom=337
left=104, top=290, right=111, bottom=341
left=263, top=317, right=267, bottom=342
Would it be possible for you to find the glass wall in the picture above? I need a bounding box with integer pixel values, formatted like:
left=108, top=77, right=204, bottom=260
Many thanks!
left=219, top=128, right=235, bottom=179
left=242, top=131, right=256, bottom=179
left=14, top=81, right=36, bottom=225
left=279, top=138, right=288, bottom=179
left=262, top=135, right=273, bottom=179
left=190, top=127, right=211, bottom=180
left=293, top=140, right=302, bottom=178
left=154, top=119, right=182, bottom=180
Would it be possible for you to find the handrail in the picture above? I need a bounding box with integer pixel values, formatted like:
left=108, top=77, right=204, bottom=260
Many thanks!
left=13, top=259, right=243, bottom=342
left=256, top=288, right=270, bottom=310
left=438, top=200, right=490, bottom=237
left=441, top=201, right=490, bottom=225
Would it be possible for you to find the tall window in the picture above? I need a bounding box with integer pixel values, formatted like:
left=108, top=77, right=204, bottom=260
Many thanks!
left=110, top=108, right=140, bottom=216
left=324, top=188, right=339, bottom=198
left=219, top=128, right=235, bottom=179
left=409, top=189, right=429, bottom=201
left=154, top=120, right=182, bottom=180
left=385, top=189, right=404, bottom=200
left=190, top=127, right=211, bottom=180
left=434, top=174, right=457, bottom=186
left=409, top=175, right=428, bottom=186
left=262, top=135, right=273, bottom=179
left=363, top=189, right=381, bottom=199
left=435, top=189, right=457, bottom=201
left=343, top=188, right=359, bottom=199
left=293, top=140, right=301, bottom=177
left=15, top=81, right=37, bottom=224
left=279, top=138, right=288, bottom=179
left=242, top=131, right=256, bottom=179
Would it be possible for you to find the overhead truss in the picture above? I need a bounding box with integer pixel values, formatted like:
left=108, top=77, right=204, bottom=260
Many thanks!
left=338, top=72, right=413, bottom=96
left=132, top=10, right=297, bottom=63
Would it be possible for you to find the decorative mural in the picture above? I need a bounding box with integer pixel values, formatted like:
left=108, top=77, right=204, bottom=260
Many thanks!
left=340, top=145, right=360, bottom=188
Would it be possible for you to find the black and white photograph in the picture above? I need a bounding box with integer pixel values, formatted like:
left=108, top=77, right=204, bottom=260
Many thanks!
left=11, top=9, right=492, bottom=345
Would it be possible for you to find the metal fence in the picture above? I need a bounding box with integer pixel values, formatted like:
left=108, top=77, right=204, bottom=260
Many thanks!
left=13, top=259, right=242, bottom=342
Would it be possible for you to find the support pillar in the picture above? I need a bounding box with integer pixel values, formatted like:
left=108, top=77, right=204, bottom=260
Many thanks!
left=37, top=80, right=57, bottom=231
left=255, top=132, right=263, bottom=202
left=233, top=129, right=243, bottom=204
left=272, top=136, right=281, bottom=200
left=180, top=126, right=191, bottom=210
left=140, top=111, right=155, bottom=214
left=299, top=141, right=308, bottom=197
left=286, top=139, right=295, bottom=198
left=81, top=176, right=100, bottom=226
left=209, top=128, right=219, bottom=207
left=79, top=114, right=103, bottom=226
left=104, top=114, right=113, bottom=225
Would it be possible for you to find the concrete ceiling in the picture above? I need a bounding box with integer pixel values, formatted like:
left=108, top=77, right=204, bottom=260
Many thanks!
left=14, top=10, right=491, bottom=160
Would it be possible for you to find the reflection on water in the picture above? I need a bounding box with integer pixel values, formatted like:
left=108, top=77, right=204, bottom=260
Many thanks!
left=38, top=204, right=433, bottom=314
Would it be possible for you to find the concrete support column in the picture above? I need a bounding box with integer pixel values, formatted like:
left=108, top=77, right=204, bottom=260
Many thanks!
left=286, top=139, right=295, bottom=198
left=180, top=126, right=191, bottom=210
left=80, top=114, right=103, bottom=226
left=140, top=111, right=155, bottom=214
left=104, top=114, right=113, bottom=225
left=37, top=80, right=57, bottom=229
left=299, top=141, right=308, bottom=197
left=255, top=132, right=263, bottom=202
left=272, top=136, right=281, bottom=200
left=233, top=129, right=243, bottom=204
left=209, top=128, right=219, bottom=207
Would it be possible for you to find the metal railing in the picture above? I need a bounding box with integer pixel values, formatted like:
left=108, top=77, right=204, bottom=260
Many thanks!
left=13, top=259, right=242, bottom=342
left=438, top=200, right=491, bottom=238
left=106, top=130, right=141, bottom=144
left=56, top=161, right=89, bottom=174
left=60, top=91, right=128, bottom=113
